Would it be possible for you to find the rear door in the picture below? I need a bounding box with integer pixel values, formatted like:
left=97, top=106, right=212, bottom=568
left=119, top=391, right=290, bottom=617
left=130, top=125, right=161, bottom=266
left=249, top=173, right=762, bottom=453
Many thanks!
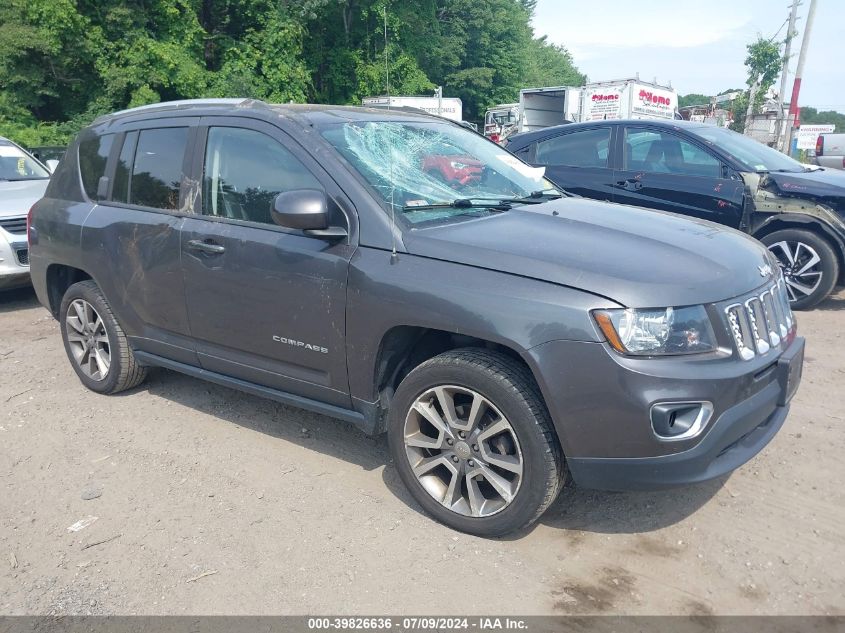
left=517, top=126, right=617, bottom=200
left=79, top=117, right=198, bottom=365
left=612, top=125, right=745, bottom=227
left=179, top=117, right=356, bottom=407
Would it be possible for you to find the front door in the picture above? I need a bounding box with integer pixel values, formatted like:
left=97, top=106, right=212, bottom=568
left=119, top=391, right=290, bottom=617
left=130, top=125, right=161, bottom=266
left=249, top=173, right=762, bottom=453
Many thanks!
left=612, top=126, right=745, bottom=228
left=180, top=118, right=356, bottom=407
left=520, top=126, right=617, bottom=200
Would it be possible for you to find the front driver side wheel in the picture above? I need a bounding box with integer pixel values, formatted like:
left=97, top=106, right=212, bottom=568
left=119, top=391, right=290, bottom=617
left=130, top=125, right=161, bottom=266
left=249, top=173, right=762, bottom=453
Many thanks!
left=388, top=348, right=565, bottom=536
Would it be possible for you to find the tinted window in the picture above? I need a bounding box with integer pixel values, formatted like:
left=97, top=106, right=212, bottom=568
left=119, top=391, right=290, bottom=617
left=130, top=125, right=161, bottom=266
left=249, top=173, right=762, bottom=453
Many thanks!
left=203, top=127, right=322, bottom=225
left=78, top=134, right=114, bottom=199
left=534, top=128, right=611, bottom=168
left=112, top=131, right=138, bottom=204
left=130, top=128, right=188, bottom=209
left=625, top=129, right=721, bottom=178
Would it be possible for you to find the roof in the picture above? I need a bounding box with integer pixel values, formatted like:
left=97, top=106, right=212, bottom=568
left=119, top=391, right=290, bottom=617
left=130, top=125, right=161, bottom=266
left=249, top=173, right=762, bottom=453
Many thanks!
left=506, top=119, right=708, bottom=147
left=91, top=98, right=444, bottom=129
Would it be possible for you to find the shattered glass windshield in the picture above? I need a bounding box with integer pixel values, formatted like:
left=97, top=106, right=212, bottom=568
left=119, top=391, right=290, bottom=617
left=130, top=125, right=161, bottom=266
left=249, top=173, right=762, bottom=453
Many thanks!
left=321, top=121, right=560, bottom=224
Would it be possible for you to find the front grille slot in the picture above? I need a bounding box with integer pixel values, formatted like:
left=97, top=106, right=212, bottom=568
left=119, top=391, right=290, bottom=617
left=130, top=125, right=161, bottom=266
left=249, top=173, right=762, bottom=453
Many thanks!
left=0, top=216, right=27, bottom=235
left=15, top=248, right=29, bottom=266
left=724, top=280, right=793, bottom=360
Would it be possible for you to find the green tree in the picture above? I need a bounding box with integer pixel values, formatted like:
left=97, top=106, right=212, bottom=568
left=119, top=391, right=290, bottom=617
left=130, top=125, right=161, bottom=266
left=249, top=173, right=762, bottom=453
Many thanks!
left=731, top=37, right=782, bottom=132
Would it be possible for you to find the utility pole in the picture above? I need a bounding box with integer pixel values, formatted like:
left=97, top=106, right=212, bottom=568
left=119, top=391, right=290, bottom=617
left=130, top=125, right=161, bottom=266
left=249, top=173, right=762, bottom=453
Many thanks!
left=744, top=79, right=760, bottom=134
left=775, top=0, right=800, bottom=152
left=784, top=0, right=818, bottom=157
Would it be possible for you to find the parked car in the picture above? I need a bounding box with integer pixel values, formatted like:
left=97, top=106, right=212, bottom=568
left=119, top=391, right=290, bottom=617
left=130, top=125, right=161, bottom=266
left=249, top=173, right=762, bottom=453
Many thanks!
left=505, top=120, right=845, bottom=310
left=30, top=100, right=803, bottom=536
left=0, top=136, right=52, bottom=289
left=815, top=133, right=845, bottom=170
left=26, top=145, right=66, bottom=168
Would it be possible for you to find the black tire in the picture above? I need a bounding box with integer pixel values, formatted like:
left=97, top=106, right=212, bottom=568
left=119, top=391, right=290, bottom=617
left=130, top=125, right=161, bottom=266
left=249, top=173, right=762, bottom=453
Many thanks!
left=388, top=348, right=565, bottom=537
left=59, top=280, right=147, bottom=394
left=760, top=229, right=840, bottom=310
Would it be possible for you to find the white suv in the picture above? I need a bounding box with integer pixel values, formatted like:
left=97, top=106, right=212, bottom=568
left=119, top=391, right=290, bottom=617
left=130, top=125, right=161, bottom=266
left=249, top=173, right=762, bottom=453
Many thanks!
left=0, top=137, right=52, bottom=289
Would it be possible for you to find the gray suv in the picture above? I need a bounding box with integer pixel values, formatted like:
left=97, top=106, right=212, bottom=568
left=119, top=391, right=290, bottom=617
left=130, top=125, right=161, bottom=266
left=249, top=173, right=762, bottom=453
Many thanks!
left=29, top=99, right=805, bottom=536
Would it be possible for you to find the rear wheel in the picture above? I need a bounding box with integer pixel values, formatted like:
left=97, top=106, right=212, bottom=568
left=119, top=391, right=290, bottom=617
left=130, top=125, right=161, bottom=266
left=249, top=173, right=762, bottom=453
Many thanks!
left=761, top=229, right=839, bottom=310
left=59, top=280, right=147, bottom=394
left=388, top=348, right=565, bottom=536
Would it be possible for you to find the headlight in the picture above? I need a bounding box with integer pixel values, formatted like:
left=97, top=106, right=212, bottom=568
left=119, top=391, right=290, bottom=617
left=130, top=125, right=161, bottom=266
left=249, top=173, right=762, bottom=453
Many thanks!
left=593, top=305, right=717, bottom=355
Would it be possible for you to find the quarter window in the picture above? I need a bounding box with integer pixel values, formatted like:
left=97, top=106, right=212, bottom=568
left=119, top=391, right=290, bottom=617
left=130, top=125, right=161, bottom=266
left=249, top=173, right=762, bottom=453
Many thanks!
left=534, top=128, right=611, bottom=168
left=624, top=129, right=721, bottom=178
left=78, top=134, right=114, bottom=199
left=202, top=127, right=322, bottom=225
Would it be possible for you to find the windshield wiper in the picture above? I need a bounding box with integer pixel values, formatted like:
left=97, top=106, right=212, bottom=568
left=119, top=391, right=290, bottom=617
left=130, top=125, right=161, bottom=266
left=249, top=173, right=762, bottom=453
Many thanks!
left=402, top=198, right=514, bottom=212
left=402, top=191, right=564, bottom=213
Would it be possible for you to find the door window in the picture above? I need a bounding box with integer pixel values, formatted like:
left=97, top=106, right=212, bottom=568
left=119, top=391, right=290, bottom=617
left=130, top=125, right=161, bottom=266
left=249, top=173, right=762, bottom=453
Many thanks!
left=111, top=128, right=189, bottom=209
left=624, top=129, right=721, bottom=178
left=202, top=127, right=322, bottom=225
left=533, top=128, right=611, bottom=168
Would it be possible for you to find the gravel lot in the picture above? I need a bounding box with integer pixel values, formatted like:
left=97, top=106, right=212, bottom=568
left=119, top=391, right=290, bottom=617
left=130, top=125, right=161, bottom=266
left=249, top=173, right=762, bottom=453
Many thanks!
left=1, top=285, right=843, bottom=615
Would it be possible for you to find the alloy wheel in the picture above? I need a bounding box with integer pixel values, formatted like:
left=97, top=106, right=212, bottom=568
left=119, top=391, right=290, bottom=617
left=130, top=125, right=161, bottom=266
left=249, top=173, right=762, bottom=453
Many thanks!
left=766, top=240, right=824, bottom=303
left=403, top=385, right=523, bottom=518
left=65, top=299, right=111, bottom=381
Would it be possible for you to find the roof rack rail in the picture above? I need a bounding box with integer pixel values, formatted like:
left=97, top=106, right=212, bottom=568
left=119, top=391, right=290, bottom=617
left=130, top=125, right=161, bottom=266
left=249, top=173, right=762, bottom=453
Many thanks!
left=93, top=98, right=269, bottom=124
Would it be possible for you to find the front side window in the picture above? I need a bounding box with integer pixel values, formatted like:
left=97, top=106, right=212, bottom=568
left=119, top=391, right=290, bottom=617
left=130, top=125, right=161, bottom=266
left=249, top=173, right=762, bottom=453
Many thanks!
left=0, top=142, right=50, bottom=181
left=78, top=134, right=114, bottom=199
left=202, top=127, right=323, bottom=225
left=321, top=120, right=558, bottom=225
left=625, top=128, right=721, bottom=178
left=110, top=128, right=188, bottom=209
left=533, top=128, right=611, bottom=168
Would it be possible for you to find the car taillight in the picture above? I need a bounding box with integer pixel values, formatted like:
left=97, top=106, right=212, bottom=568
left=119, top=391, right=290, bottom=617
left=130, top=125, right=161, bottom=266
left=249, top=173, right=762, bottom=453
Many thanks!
left=27, top=204, right=35, bottom=245
left=489, top=133, right=500, bottom=144
left=816, top=135, right=824, bottom=156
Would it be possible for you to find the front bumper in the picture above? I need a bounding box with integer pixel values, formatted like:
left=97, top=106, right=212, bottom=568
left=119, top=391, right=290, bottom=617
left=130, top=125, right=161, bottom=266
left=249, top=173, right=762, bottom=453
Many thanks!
left=528, top=334, right=804, bottom=491
left=0, top=230, right=30, bottom=289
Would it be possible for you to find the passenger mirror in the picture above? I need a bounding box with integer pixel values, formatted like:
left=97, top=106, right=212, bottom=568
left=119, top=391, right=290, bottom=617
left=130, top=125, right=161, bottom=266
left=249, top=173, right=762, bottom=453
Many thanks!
left=271, top=189, right=329, bottom=231
left=45, top=159, right=59, bottom=173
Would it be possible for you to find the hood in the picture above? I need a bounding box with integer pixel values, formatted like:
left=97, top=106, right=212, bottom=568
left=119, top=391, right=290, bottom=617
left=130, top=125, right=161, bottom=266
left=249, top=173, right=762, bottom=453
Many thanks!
left=0, top=179, right=49, bottom=218
left=767, top=168, right=845, bottom=200
left=403, top=197, right=775, bottom=307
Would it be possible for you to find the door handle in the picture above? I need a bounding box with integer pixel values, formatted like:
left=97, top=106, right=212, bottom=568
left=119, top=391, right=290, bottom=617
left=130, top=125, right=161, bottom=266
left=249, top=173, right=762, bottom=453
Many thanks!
left=187, top=239, right=226, bottom=255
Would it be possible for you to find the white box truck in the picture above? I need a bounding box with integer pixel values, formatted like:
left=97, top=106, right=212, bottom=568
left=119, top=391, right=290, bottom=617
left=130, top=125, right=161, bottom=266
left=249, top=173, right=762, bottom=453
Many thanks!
left=362, top=95, right=463, bottom=122
left=486, top=77, right=678, bottom=142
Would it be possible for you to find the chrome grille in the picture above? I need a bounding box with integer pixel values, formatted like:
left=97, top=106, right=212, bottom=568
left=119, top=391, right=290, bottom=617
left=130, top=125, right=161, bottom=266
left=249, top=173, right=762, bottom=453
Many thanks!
left=0, top=216, right=27, bottom=235
left=725, top=279, right=793, bottom=360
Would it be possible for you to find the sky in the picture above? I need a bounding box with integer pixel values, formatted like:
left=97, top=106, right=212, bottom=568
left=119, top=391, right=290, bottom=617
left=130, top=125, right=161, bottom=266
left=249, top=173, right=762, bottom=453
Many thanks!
left=532, top=0, right=844, bottom=113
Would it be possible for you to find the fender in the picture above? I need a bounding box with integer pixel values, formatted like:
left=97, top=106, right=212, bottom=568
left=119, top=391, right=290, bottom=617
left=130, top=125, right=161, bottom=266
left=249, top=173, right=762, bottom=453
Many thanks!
left=751, top=211, right=845, bottom=256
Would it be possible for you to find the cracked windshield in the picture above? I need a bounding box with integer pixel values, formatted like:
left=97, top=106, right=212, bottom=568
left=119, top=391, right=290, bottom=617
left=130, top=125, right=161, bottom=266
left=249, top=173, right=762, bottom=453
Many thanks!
left=322, top=121, right=560, bottom=224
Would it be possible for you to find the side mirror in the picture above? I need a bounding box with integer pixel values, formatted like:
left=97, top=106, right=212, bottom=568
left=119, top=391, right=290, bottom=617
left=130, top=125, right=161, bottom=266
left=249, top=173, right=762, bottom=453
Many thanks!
left=271, top=189, right=348, bottom=239
left=46, top=159, right=59, bottom=173
left=271, top=189, right=329, bottom=230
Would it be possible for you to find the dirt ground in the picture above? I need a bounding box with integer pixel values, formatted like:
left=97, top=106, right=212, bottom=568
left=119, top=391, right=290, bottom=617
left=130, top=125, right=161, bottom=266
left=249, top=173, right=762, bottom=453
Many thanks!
left=0, top=285, right=843, bottom=616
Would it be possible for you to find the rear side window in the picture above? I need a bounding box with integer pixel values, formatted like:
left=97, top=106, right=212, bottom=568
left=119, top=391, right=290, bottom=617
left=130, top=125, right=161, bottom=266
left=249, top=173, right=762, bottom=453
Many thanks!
left=78, top=134, right=114, bottom=200
left=112, top=131, right=138, bottom=204
left=534, top=128, right=611, bottom=168
left=131, top=128, right=188, bottom=209
left=111, top=128, right=188, bottom=210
